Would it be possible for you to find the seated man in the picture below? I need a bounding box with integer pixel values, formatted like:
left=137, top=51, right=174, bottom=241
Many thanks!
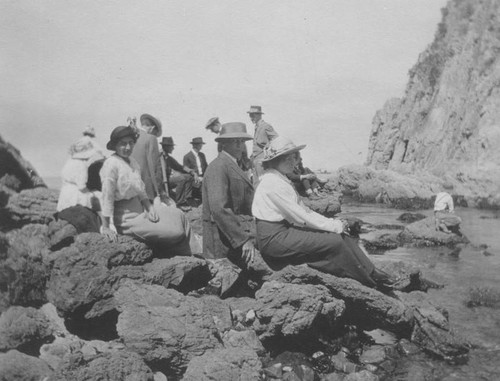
left=160, top=137, right=198, bottom=207
left=183, top=137, right=207, bottom=199
left=286, top=153, right=322, bottom=198
left=434, top=191, right=462, bottom=233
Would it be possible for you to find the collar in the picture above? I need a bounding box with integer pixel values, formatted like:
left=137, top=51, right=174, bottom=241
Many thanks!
left=221, top=150, right=238, bottom=164
left=267, top=168, right=292, bottom=184
left=191, top=149, right=199, bottom=156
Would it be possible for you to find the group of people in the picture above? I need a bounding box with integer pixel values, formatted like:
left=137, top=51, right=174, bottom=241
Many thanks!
left=56, top=105, right=462, bottom=292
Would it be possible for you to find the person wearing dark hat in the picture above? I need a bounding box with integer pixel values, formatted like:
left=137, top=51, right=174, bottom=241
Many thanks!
left=99, top=126, right=192, bottom=255
left=183, top=137, right=208, bottom=176
left=251, top=136, right=396, bottom=291
left=160, top=137, right=198, bottom=206
left=202, top=122, right=257, bottom=265
left=130, top=113, right=164, bottom=201
left=247, top=105, right=278, bottom=184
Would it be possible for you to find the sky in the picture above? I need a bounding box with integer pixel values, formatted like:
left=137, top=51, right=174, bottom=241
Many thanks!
left=0, top=0, right=448, bottom=179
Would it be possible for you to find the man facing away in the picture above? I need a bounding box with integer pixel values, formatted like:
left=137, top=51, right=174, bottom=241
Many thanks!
left=434, top=191, right=462, bottom=233
left=202, top=122, right=256, bottom=265
left=247, top=105, right=278, bottom=184
left=130, top=113, right=163, bottom=201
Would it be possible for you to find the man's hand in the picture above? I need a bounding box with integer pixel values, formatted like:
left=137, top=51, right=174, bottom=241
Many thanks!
left=241, top=240, right=257, bottom=266
left=101, top=226, right=118, bottom=242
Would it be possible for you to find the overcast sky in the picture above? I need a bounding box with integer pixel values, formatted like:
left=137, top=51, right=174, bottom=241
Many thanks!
left=0, top=0, right=447, bottom=179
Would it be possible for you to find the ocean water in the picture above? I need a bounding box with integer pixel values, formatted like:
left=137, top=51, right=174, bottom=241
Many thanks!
left=44, top=176, right=61, bottom=191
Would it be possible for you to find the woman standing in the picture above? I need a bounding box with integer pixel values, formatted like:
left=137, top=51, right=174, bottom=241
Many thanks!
left=252, top=136, right=394, bottom=289
left=99, top=126, right=191, bottom=255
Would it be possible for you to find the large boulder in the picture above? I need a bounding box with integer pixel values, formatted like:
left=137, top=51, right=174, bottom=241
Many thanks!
left=303, top=193, right=342, bottom=217
left=0, top=349, right=53, bottom=381
left=399, top=216, right=469, bottom=247
left=5, top=188, right=58, bottom=227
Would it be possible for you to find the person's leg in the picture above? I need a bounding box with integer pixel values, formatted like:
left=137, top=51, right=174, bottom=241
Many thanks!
left=170, top=174, right=194, bottom=205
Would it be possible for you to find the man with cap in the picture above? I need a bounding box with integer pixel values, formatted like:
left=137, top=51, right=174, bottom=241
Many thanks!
left=183, top=137, right=208, bottom=177
left=247, top=105, right=278, bottom=184
left=160, top=137, right=198, bottom=206
left=202, top=122, right=257, bottom=265
left=130, top=113, right=163, bottom=201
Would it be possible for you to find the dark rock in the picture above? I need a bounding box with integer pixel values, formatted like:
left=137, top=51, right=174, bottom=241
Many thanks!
left=199, top=258, right=243, bottom=297
left=370, top=259, right=438, bottom=292
left=47, top=219, right=78, bottom=251
left=53, top=350, right=154, bottom=381
left=343, top=370, right=379, bottom=381
left=0, top=349, right=53, bottom=381
left=362, top=233, right=400, bottom=254
left=0, top=306, right=54, bottom=355
left=359, top=345, right=386, bottom=365
left=303, top=193, right=342, bottom=217
left=399, top=216, right=469, bottom=247
left=397, top=338, right=421, bottom=356
left=397, top=213, right=427, bottom=224
left=6, top=188, right=58, bottom=227
left=181, top=348, right=262, bottom=381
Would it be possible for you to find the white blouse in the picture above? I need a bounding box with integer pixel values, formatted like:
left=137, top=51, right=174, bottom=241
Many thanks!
left=100, top=154, right=148, bottom=218
left=252, top=169, right=344, bottom=233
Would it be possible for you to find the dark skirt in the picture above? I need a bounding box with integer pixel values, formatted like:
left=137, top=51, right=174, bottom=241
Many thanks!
left=256, top=219, right=376, bottom=287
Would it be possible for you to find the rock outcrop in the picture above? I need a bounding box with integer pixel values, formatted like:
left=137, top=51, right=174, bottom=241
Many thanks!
left=365, top=0, right=500, bottom=208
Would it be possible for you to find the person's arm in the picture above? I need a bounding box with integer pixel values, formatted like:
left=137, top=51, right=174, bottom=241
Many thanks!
left=99, top=160, right=118, bottom=241
left=145, top=136, right=161, bottom=197
left=265, top=123, right=279, bottom=141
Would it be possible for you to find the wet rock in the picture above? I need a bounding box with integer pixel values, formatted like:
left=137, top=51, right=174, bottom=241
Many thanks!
left=181, top=348, right=262, bottom=381
left=362, top=232, right=400, bottom=254
left=222, top=329, right=266, bottom=356
left=330, top=351, right=360, bottom=374
left=359, top=346, right=386, bottom=365
left=397, top=291, right=469, bottom=363
left=303, top=193, right=342, bottom=217
left=269, top=266, right=413, bottom=333
left=0, top=349, right=53, bottom=381
left=343, top=370, right=379, bottom=381
left=47, top=219, right=78, bottom=251
left=52, top=350, right=154, bottom=381
left=114, top=281, right=228, bottom=378
left=254, top=280, right=345, bottom=340
left=399, top=216, right=469, bottom=247
left=397, top=338, right=420, bottom=356
left=397, top=213, right=426, bottom=224
left=6, top=187, right=58, bottom=227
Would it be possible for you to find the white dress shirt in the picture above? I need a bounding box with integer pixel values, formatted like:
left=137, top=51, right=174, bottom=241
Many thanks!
left=191, top=149, right=203, bottom=175
left=252, top=169, right=344, bottom=233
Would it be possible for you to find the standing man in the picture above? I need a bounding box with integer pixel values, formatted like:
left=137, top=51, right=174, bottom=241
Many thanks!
left=131, top=113, right=163, bottom=201
left=247, top=105, right=278, bottom=183
left=183, top=137, right=208, bottom=176
left=202, top=122, right=256, bottom=265
left=160, top=137, right=198, bottom=207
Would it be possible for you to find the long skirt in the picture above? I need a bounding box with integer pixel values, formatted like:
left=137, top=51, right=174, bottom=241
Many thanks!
left=113, top=196, right=192, bottom=256
left=256, top=219, right=376, bottom=287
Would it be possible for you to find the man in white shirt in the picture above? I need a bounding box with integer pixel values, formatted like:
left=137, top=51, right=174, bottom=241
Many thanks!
left=434, top=191, right=462, bottom=233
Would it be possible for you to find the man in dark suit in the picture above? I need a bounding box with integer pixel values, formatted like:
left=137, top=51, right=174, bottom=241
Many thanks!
left=130, top=113, right=163, bottom=201
left=202, top=122, right=256, bottom=264
left=183, top=137, right=208, bottom=176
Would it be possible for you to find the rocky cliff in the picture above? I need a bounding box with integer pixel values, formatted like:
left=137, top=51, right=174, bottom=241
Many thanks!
left=366, top=0, right=500, bottom=207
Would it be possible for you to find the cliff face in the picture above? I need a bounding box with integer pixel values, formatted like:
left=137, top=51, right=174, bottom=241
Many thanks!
left=366, top=0, right=500, bottom=200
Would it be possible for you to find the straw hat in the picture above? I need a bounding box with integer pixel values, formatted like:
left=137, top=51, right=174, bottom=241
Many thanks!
left=140, top=113, right=162, bottom=137
left=262, top=136, right=306, bottom=162
left=70, top=138, right=97, bottom=159
left=106, top=126, right=138, bottom=150
left=215, top=122, right=253, bottom=142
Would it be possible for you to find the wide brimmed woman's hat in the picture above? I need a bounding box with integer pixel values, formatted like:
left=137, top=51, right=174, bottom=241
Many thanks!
left=205, top=117, right=220, bottom=129
left=70, top=138, right=97, bottom=160
left=262, top=136, right=306, bottom=162
left=106, top=126, right=138, bottom=150
left=215, top=122, right=253, bottom=142
left=190, top=137, right=205, bottom=145
left=140, top=113, right=162, bottom=137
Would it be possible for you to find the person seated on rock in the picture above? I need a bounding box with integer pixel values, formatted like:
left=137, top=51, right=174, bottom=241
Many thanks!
left=252, top=136, right=396, bottom=290
left=99, top=126, right=192, bottom=256
left=434, top=191, right=462, bottom=234
left=286, top=153, right=323, bottom=198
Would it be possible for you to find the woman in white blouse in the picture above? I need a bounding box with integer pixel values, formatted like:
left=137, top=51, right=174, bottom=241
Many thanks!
left=99, top=126, right=191, bottom=255
left=252, top=136, right=394, bottom=289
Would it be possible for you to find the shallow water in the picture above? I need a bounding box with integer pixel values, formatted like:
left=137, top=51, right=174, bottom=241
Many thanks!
left=342, top=202, right=500, bottom=380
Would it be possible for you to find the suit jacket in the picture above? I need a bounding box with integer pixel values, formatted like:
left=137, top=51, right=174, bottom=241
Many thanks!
left=252, top=119, right=278, bottom=159
left=183, top=150, right=208, bottom=176
left=202, top=152, right=254, bottom=259
left=130, top=129, right=162, bottom=200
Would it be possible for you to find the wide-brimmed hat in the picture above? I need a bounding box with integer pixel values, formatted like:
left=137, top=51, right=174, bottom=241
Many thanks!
left=215, top=122, right=253, bottom=142
left=190, top=137, right=205, bottom=145
left=70, top=138, right=97, bottom=160
left=205, top=117, right=220, bottom=130
left=106, top=126, right=138, bottom=150
left=262, top=136, right=306, bottom=162
left=83, top=126, right=96, bottom=137
left=140, top=113, right=162, bottom=137
left=161, top=137, right=175, bottom=146
left=247, top=105, right=264, bottom=114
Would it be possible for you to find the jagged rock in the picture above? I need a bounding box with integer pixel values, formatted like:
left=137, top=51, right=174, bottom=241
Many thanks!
left=370, top=259, right=437, bottom=292
left=359, top=345, right=387, bottom=365
left=397, top=338, right=420, bottom=356
left=397, top=213, right=427, bottom=223
left=399, top=216, right=469, bottom=247
left=0, top=349, right=53, bottom=381
left=269, top=265, right=413, bottom=334
left=143, top=256, right=211, bottom=293
left=6, top=187, right=58, bottom=227
left=0, top=306, right=54, bottom=355
left=201, top=258, right=243, bottom=297
left=52, top=350, right=154, bottom=381
left=343, top=370, right=379, bottom=381
left=253, top=280, right=345, bottom=340
left=361, top=232, right=400, bottom=254
left=222, top=329, right=266, bottom=356
left=114, top=281, right=229, bottom=378
left=181, top=348, right=262, bottom=381
left=397, top=291, right=469, bottom=363
left=303, top=193, right=342, bottom=217
left=47, top=219, right=78, bottom=251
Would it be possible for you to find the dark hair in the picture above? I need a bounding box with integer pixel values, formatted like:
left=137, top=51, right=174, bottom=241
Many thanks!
left=87, top=159, right=105, bottom=191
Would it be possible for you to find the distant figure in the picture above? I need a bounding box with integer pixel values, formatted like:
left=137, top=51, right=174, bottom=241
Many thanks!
left=205, top=117, right=222, bottom=135
left=130, top=114, right=163, bottom=201
left=286, top=153, right=322, bottom=198
left=160, top=137, right=198, bottom=206
left=183, top=137, right=208, bottom=176
left=247, top=105, right=278, bottom=184
left=202, top=122, right=256, bottom=263
left=434, top=192, right=462, bottom=233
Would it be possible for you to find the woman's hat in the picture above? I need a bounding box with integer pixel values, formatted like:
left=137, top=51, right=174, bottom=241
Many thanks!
left=106, top=126, right=138, bottom=150
left=70, top=138, right=97, bottom=160
left=205, top=117, right=220, bottom=129
left=215, top=122, right=253, bottom=142
left=161, top=137, right=175, bottom=146
left=83, top=126, right=96, bottom=137
left=190, top=137, right=205, bottom=145
left=247, top=105, right=264, bottom=114
left=140, top=113, right=162, bottom=137
left=262, top=136, right=306, bottom=162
